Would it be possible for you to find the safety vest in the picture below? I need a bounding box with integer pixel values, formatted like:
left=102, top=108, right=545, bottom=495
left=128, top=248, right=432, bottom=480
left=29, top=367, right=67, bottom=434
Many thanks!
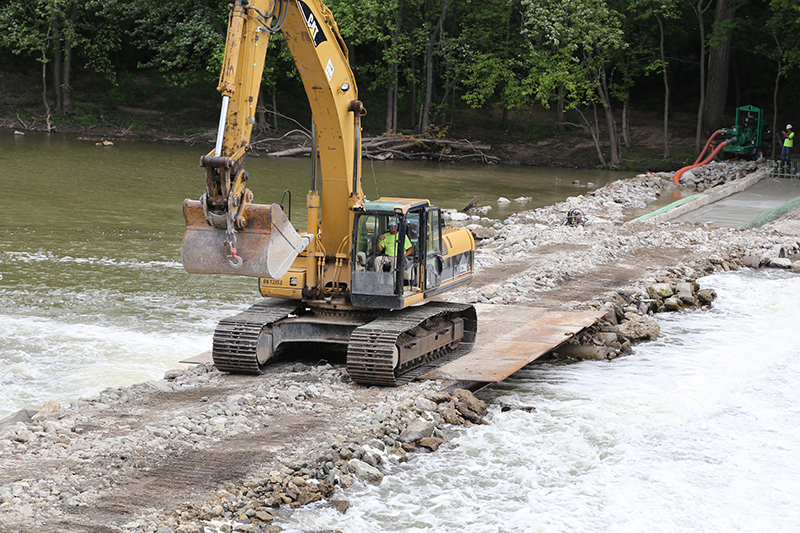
left=785, top=131, right=794, bottom=148
left=382, top=232, right=411, bottom=257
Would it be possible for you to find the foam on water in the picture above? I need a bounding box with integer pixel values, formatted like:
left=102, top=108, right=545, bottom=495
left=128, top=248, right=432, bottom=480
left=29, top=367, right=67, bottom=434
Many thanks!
left=278, top=269, right=800, bottom=532
left=0, top=314, right=210, bottom=417
left=3, top=249, right=182, bottom=270
left=0, top=247, right=250, bottom=418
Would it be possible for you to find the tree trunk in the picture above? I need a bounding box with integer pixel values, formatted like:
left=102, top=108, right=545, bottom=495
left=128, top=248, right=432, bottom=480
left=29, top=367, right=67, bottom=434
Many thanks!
left=622, top=100, right=631, bottom=148
left=386, top=2, right=403, bottom=133
left=692, top=0, right=714, bottom=153
left=52, top=10, right=63, bottom=113
left=271, top=85, right=278, bottom=131
left=703, top=0, right=736, bottom=130
left=256, top=88, right=268, bottom=132
left=200, top=0, right=226, bottom=37
left=602, top=104, right=621, bottom=167
left=387, top=61, right=398, bottom=132
left=657, top=15, right=670, bottom=159
left=577, top=106, right=606, bottom=167
left=420, top=39, right=435, bottom=133
left=410, top=53, right=417, bottom=131
left=450, top=86, right=456, bottom=126
left=60, top=1, right=80, bottom=115
left=41, top=49, right=53, bottom=131
left=597, top=69, right=621, bottom=167
left=420, top=0, right=450, bottom=134
left=770, top=32, right=782, bottom=160
left=385, top=77, right=397, bottom=133
left=772, top=68, right=780, bottom=159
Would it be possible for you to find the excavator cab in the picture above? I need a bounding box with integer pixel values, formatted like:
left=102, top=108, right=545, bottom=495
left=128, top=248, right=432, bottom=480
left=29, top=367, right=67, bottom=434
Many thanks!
left=351, top=199, right=440, bottom=309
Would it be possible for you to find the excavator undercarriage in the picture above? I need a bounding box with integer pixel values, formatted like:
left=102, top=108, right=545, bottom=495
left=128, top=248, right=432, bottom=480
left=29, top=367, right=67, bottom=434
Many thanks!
left=211, top=299, right=477, bottom=386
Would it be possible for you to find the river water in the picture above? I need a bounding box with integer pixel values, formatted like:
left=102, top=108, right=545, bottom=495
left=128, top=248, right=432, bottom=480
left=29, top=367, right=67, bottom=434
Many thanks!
left=0, top=131, right=619, bottom=418
left=4, top=132, right=799, bottom=531
left=277, top=269, right=800, bottom=532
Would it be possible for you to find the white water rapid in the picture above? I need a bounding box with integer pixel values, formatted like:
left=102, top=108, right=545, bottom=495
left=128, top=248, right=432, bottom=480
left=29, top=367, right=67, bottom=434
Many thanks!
left=277, top=268, right=800, bottom=532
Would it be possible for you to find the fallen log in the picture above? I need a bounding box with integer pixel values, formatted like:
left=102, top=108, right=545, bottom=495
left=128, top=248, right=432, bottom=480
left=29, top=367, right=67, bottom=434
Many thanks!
left=267, top=146, right=311, bottom=157
left=461, top=196, right=481, bottom=212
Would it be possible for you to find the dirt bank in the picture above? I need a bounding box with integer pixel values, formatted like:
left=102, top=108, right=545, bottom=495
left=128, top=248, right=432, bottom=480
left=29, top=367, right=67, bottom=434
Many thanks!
left=2, top=103, right=704, bottom=171
left=2, top=162, right=799, bottom=533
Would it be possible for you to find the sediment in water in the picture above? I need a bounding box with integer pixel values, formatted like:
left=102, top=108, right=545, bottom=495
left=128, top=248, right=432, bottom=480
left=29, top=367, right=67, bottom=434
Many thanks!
left=2, top=160, right=799, bottom=532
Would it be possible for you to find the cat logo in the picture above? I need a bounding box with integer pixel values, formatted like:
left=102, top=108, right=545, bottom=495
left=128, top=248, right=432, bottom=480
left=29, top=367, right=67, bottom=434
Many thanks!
left=299, top=0, right=327, bottom=47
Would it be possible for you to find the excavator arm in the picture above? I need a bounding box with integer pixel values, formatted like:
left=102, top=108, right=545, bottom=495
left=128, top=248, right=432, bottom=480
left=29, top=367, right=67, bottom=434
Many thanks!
left=181, top=0, right=364, bottom=280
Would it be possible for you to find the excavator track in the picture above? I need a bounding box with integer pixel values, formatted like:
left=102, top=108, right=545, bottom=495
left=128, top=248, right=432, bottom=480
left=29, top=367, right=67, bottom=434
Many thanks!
left=347, top=303, right=477, bottom=386
left=212, top=299, right=302, bottom=374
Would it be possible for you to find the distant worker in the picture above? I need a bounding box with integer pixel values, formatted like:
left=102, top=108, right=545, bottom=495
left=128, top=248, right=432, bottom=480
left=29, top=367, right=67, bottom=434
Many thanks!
left=782, top=124, right=794, bottom=164
left=375, top=220, right=412, bottom=271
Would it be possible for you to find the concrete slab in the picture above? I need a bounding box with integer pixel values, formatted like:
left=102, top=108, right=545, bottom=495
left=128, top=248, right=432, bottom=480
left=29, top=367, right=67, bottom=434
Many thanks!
left=676, top=178, right=800, bottom=228
left=422, top=305, right=606, bottom=383
left=631, top=169, right=767, bottom=224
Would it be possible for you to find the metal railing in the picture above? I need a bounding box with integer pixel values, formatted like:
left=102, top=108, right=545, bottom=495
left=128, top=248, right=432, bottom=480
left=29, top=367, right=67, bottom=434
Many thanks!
left=766, top=159, right=800, bottom=179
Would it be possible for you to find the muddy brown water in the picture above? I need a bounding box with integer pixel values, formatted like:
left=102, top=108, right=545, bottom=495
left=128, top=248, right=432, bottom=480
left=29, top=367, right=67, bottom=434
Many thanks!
left=0, top=129, right=628, bottom=416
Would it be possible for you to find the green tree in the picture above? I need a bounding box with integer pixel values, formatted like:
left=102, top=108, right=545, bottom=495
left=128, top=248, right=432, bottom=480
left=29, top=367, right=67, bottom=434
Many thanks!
left=628, top=0, right=684, bottom=158
left=454, top=0, right=528, bottom=130
left=751, top=0, right=800, bottom=157
left=522, top=0, right=627, bottom=167
left=327, top=0, right=416, bottom=133
left=0, top=0, right=84, bottom=120
left=114, top=0, right=228, bottom=88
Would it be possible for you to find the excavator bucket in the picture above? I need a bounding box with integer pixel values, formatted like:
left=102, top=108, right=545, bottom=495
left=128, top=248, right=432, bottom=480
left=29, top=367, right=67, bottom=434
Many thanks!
left=181, top=199, right=312, bottom=279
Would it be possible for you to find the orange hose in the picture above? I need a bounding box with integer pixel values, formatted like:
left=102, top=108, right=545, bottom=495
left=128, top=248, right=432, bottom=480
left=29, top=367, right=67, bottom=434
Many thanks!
left=693, top=129, right=725, bottom=165
left=673, top=140, right=728, bottom=184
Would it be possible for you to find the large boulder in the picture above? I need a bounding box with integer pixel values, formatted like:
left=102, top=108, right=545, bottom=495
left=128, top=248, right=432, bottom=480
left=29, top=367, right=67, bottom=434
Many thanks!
left=398, top=419, right=434, bottom=443
left=614, top=315, right=660, bottom=342
left=349, top=458, right=384, bottom=483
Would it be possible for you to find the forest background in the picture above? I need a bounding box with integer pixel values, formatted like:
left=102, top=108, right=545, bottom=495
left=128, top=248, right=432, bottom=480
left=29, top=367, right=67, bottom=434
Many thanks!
left=0, top=0, right=798, bottom=171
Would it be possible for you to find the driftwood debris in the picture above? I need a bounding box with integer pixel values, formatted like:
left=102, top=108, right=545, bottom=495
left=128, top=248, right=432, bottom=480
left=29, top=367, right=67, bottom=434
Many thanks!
left=362, top=134, right=497, bottom=164
left=267, top=146, right=312, bottom=157
left=153, top=129, right=498, bottom=163
left=255, top=133, right=498, bottom=163
left=461, top=196, right=482, bottom=212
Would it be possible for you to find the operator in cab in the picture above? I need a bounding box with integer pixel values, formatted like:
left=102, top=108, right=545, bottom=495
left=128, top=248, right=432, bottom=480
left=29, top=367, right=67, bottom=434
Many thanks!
left=375, top=219, right=412, bottom=271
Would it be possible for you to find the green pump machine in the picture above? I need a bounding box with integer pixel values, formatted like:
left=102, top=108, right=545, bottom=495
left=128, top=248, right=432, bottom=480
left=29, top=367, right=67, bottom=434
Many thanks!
left=720, top=105, right=771, bottom=160
left=674, top=105, right=773, bottom=184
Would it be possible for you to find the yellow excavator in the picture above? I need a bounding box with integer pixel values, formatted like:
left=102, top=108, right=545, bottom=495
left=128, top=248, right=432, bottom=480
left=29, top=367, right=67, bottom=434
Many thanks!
left=181, top=0, right=476, bottom=386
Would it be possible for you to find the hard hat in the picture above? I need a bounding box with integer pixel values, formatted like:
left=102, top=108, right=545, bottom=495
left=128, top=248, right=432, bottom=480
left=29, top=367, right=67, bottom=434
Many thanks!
left=787, top=124, right=793, bottom=130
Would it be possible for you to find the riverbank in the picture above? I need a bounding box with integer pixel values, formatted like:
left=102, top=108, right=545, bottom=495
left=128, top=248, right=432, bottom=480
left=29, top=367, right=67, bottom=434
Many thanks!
left=2, top=161, right=800, bottom=532
left=1, top=105, right=702, bottom=172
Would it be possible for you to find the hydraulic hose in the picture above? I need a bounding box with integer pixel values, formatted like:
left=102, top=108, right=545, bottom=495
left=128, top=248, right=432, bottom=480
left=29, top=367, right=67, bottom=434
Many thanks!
left=673, top=140, right=729, bottom=184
